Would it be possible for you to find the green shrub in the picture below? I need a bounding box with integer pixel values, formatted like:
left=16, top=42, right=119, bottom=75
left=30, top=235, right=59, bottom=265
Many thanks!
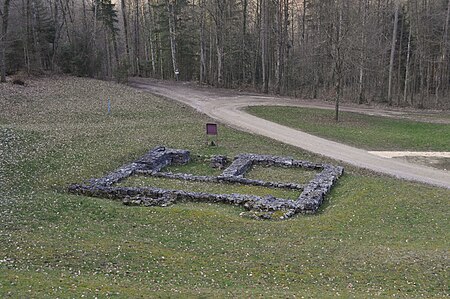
left=114, top=59, right=130, bottom=83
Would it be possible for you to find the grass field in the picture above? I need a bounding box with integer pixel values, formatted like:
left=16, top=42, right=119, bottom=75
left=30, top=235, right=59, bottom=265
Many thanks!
left=1, top=76, right=449, bottom=297
left=246, top=165, right=319, bottom=184
left=119, top=176, right=300, bottom=200
left=163, top=157, right=226, bottom=177
left=246, top=106, right=450, bottom=151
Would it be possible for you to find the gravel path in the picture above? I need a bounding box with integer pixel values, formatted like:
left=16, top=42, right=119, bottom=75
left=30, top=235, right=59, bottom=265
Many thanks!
left=130, top=78, right=450, bottom=189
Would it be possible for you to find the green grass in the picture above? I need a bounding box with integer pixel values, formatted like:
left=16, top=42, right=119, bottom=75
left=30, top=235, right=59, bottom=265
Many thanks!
left=246, top=106, right=450, bottom=151
left=246, top=165, right=319, bottom=184
left=399, top=156, right=450, bottom=171
left=119, top=175, right=300, bottom=200
left=163, top=157, right=226, bottom=177
left=1, top=77, right=449, bottom=297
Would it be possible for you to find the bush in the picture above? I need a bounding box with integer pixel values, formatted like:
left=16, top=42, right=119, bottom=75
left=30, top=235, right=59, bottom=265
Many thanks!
left=57, top=36, right=102, bottom=77
left=114, top=59, right=130, bottom=83
left=12, top=78, right=25, bottom=85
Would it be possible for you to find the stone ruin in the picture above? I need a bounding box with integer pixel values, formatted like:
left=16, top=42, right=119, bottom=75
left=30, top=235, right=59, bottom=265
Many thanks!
left=68, top=146, right=344, bottom=220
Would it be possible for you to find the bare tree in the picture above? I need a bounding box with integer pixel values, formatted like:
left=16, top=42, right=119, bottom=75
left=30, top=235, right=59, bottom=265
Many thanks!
left=145, top=0, right=156, bottom=75
left=199, top=0, right=206, bottom=83
left=387, top=0, right=399, bottom=105
left=333, top=0, right=343, bottom=121
left=120, top=0, right=130, bottom=64
left=435, top=0, right=450, bottom=105
left=260, top=0, right=269, bottom=93
left=403, top=15, right=412, bottom=105
left=0, top=0, right=11, bottom=82
left=0, top=0, right=448, bottom=108
left=134, top=0, right=140, bottom=76
left=214, top=0, right=225, bottom=86
left=241, top=0, right=248, bottom=83
left=166, top=0, right=178, bottom=80
left=274, top=0, right=289, bottom=94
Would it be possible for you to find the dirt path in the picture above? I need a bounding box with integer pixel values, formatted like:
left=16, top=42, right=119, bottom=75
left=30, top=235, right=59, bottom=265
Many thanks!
left=130, top=78, right=450, bottom=189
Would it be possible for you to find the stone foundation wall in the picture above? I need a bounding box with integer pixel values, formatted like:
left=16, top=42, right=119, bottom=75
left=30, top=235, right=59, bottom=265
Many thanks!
left=90, top=146, right=189, bottom=186
left=69, top=146, right=343, bottom=220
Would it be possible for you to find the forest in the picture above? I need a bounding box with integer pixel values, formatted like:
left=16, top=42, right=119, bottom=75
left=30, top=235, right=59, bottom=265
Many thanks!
left=1, top=0, right=449, bottom=108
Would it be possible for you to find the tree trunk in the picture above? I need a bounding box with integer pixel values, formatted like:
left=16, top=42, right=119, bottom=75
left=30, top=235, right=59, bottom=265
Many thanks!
left=81, top=0, right=87, bottom=31
left=387, top=0, right=399, bottom=105
left=199, top=0, right=206, bottom=83
left=166, top=0, right=178, bottom=80
left=158, top=32, right=163, bottom=78
left=282, top=0, right=289, bottom=93
left=241, top=0, right=248, bottom=83
left=435, top=0, right=450, bottom=105
left=334, top=0, right=343, bottom=122
left=396, top=10, right=404, bottom=106
left=30, top=0, right=42, bottom=71
left=22, top=0, right=31, bottom=74
left=261, top=0, right=269, bottom=93
left=403, top=25, right=412, bottom=105
left=121, top=0, right=130, bottom=64
left=275, top=0, right=288, bottom=95
left=111, top=31, right=120, bottom=68
left=301, top=0, right=306, bottom=42
left=146, top=0, right=156, bottom=75
left=51, top=0, right=65, bottom=71
left=253, top=0, right=261, bottom=89
left=275, top=0, right=282, bottom=94
left=209, top=24, right=213, bottom=83
left=92, top=0, right=98, bottom=76
left=58, top=0, right=72, bottom=44
left=134, top=0, right=140, bottom=76
left=215, top=0, right=225, bottom=86
left=142, top=1, right=149, bottom=75
left=358, top=0, right=368, bottom=104
left=0, top=0, right=11, bottom=82
left=105, top=33, right=111, bottom=76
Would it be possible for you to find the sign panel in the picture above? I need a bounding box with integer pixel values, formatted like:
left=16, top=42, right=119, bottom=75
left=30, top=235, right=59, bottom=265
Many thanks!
left=206, top=123, right=218, bottom=135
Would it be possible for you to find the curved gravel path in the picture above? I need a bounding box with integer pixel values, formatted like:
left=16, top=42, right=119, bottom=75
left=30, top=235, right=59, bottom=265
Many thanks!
left=130, top=78, right=450, bottom=189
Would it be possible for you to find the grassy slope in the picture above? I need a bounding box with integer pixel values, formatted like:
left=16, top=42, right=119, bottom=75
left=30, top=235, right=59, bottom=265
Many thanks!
left=0, top=77, right=449, bottom=297
left=246, top=106, right=450, bottom=151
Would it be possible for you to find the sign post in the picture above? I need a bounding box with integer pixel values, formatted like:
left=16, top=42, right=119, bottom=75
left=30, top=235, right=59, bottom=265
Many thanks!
left=206, top=123, right=218, bottom=146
